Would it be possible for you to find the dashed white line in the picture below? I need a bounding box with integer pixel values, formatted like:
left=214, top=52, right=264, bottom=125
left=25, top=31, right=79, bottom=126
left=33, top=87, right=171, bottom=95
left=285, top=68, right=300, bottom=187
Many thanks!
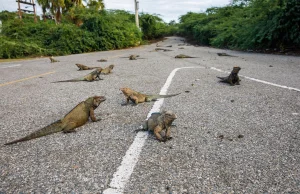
left=210, top=67, right=300, bottom=92
left=103, top=66, right=204, bottom=194
left=0, top=64, right=22, bottom=68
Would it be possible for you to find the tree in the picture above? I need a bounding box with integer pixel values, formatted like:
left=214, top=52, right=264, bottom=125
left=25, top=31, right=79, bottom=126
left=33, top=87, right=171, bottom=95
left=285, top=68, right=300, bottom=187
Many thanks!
left=84, top=0, right=105, bottom=10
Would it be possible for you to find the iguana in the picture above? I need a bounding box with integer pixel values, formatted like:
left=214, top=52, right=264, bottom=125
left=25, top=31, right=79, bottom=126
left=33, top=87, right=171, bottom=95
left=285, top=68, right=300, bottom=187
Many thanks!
left=217, top=66, right=241, bottom=86
left=120, top=55, right=141, bottom=60
left=120, top=87, right=180, bottom=105
left=4, top=96, right=106, bottom=145
left=50, top=56, right=59, bottom=63
left=101, top=64, right=114, bottom=75
left=53, top=68, right=103, bottom=83
left=217, top=53, right=236, bottom=57
left=136, top=111, right=177, bottom=142
left=175, top=54, right=197, bottom=58
left=76, top=64, right=102, bottom=71
left=155, top=48, right=173, bottom=52
left=129, top=55, right=140, bottom=60
left=97, top=59, right=108, bottom=62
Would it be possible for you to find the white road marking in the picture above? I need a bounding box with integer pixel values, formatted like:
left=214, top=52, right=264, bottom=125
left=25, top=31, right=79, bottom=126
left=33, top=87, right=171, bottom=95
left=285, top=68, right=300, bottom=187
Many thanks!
left=103, top=66, right=204, bottom=194
left=0, top=64, right=22, bottom=68
left=210, top=67, right=300, bottom=92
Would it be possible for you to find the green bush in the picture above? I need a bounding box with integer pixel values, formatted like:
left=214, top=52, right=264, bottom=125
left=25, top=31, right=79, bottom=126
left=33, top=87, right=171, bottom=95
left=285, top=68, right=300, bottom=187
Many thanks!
left=178, top=0, right=300, bottom=50
left=0, top=9, right=143, bottom=59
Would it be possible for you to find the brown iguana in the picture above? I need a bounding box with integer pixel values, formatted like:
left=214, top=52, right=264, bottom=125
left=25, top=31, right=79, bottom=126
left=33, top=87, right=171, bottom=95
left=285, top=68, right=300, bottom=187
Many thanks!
left=175, top=54, right=197, bottom=58
left=4, top=96, right=106, bottom=145
left=136, top=111, right=177, bottom=142
left=101, top=64, right=114, bottom=75
left=50, top=56, right=59, bottom=63
left=76, top=63, right=102, bottom=71
left=97, top=59, right=108, bottom=62
left=53, top=68, right=103, bottom=83
left=217, top=53, right=236, bottom=57
left=120, top=87, right=180, bottom=105
left=217, top=66, right=241, bottom=86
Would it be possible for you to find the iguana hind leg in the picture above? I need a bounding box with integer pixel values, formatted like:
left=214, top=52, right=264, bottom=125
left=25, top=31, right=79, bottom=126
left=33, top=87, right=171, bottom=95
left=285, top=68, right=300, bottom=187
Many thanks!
left=62, top=122, right=78, bottom=133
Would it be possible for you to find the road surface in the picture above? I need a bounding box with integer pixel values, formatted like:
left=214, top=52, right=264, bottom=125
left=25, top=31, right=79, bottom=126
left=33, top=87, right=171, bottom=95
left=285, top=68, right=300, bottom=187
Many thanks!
left=0, top=37, right=299, bottom=193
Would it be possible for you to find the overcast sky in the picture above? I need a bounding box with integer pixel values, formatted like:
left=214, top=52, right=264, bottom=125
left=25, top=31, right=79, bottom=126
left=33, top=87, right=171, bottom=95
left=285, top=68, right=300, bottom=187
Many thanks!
left=0, top=0, right=231, bottom=22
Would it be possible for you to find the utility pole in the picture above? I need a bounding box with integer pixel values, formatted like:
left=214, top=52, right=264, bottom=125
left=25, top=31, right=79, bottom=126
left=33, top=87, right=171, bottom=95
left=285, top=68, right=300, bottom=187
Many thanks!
left=134, top=0, right=139, bottom=28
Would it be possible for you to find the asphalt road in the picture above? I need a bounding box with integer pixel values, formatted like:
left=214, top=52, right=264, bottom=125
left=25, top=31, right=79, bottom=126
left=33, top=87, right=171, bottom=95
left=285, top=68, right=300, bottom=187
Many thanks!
left=0, top=37, right=299, bottom=193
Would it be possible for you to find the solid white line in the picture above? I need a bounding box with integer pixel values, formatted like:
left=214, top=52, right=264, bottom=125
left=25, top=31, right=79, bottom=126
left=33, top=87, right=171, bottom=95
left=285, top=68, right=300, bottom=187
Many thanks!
left=0, top=64, right=22, bottom=68
left=103, top=66, right=204, bottom=194
left=210, top=67, right=300, bottom=92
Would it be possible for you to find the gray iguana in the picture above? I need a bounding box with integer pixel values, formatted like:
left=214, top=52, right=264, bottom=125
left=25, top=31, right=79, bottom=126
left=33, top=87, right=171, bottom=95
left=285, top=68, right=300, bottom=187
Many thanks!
left=76, top=64, right=102, bottom=71
left=136, top=110, right=177, bottom=142
left=97, top=59, right=108, bottom=62
left=53, top=68, right=103, bottom=82
left=50, top=56, right=59, bottom=63
left=217, top=53, right=236, bottom=57
left=175, top=54, right=197, bottom=58
left=101, top=64, right=114, bottom=75
left=217, top=66, right=241, bottom=86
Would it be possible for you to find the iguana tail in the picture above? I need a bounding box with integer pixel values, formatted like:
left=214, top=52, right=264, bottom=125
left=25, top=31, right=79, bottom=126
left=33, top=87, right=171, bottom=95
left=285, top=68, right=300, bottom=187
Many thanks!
left=5, top=120, right=64, bottom=145
left=216, top=76, right=227, bottom=81
left=147, top=93, right=181, bottom=101
left=134, top=123, right=148, bottom=133
left=52, top=78, right=85, bottom=83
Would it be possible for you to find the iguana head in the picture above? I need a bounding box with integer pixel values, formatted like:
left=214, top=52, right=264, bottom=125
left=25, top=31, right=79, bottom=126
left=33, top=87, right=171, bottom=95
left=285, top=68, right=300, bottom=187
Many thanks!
left=92, top=96, right=106, bottom=108
left=162, top=110, right=177, bottom=124
left=232, top=66, right=241, bottom=73
left=109, top=64, right=114, bottom=69
left=75, top=63, right=83, bottom=68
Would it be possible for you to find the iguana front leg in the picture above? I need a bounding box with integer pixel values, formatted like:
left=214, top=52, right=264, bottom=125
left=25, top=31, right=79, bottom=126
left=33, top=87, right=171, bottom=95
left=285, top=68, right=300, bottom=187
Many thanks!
left=165, top=126, right=172, bottom=140
left=129, top=95, right=139, bottom=105
left=154, top=126, right=166, bottom=142
left=89, top=107, right=100, bottom=122
left=236, top=77, right=241, bottom=85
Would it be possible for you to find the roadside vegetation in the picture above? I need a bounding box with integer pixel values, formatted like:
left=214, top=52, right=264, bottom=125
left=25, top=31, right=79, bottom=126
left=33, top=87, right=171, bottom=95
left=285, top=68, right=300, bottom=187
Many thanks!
left=178, top=0, right=300, bottom=52
left=0, top=0, right=298, bottom=59
left=0, top=0, right=176, bottom=59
